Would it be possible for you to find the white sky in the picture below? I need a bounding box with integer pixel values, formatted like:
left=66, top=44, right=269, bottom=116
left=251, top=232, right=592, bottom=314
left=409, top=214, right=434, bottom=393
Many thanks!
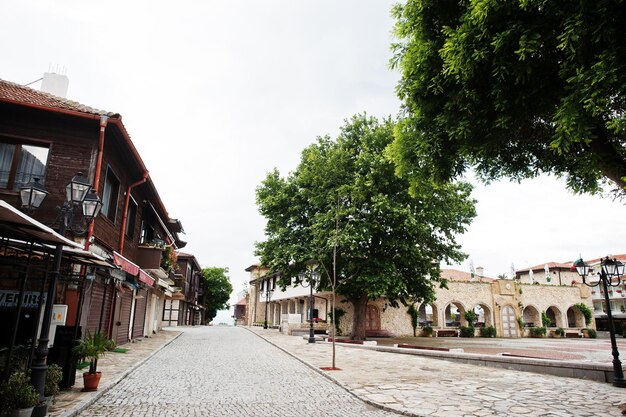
left=2, top=0, right=625, bottom=304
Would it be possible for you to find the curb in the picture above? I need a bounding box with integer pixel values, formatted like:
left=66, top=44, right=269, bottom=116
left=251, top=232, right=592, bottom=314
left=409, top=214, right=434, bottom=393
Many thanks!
left=58, top=332, right=183, bottom=417
left=244, top=327, right=424, bottom=417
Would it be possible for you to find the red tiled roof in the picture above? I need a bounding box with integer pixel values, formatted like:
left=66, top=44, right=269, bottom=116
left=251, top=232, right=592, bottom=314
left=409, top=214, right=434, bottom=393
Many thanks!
left=440, top=268, right=495, bottom=282
left=518, top=255, right=626, bottom=273
left=0, top=79, right=117, bottom=117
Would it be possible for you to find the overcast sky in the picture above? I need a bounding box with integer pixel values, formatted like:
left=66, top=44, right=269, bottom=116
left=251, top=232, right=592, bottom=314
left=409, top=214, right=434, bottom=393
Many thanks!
left=2, top=0, right=625, bottom=303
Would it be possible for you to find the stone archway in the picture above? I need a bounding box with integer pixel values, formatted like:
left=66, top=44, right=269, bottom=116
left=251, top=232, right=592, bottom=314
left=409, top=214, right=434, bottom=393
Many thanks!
left=546, top=306, right=562, bottom=328
left=501, top=305, right=518, bottom=337
left=444, top=302, right=466, bottom=327
left=366, top=304, right=381, bottom=331
left=523, top=305, right=540, bottom=328
left=567, top=307, right=585, bottom=328
left=473, top=303, right=492, bottom=327
left=418, top=302, right=438, bottom=327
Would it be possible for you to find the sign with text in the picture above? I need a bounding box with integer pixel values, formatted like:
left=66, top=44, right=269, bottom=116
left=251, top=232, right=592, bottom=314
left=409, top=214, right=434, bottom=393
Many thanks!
left=0, top=290, right=46, bottom=309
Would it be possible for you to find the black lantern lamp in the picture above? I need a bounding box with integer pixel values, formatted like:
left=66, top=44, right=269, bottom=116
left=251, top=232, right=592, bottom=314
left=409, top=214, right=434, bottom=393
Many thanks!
left=82, top=189, right=103, bottom=222
left=573, top=256, right=626, bottom=387
left=20, top=178, right=49, bottom=211
left=66, top=172, right=91, bottom=204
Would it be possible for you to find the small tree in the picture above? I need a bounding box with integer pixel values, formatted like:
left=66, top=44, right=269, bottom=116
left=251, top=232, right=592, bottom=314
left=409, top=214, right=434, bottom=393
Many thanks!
left=201, top=267, right=233, bottom=323
left=574, top=303, right=593, bottom=327
left=541, top=311, right=552, bottom=328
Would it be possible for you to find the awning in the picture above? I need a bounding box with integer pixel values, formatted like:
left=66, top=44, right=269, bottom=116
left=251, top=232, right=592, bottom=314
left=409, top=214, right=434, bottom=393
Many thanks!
left=138, top=269, right=155, bottom=286
left=113, top=251, right=140, bottom=275
left=112, top=251, right=155, bottom=287
left=170, top=292, right=185, bottom=301
left=0, top=200, right=81, bottom=248
left=145, top=268, right=169, bottom=280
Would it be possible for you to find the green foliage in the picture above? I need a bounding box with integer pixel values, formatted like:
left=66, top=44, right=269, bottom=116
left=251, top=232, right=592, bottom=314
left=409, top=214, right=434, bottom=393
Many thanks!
left=255, top=114, right=476, bottom=339
left=529, top=327, right=547, bottom=338
left=201, top=267, right=233, bottom=322
left=328, top=308, right=346, bottom=336
left=480, top=326, right=497, bottom=338
left=555, top=327, right=565, bottom=337
left=45, top=363, right=63, bottom=397
left=585, top=328, right=597, bottom=339
left=459, top=325, right=475, bottom=337
left=407, top=304, right=420, bottom=336
left=72, top=331, right=115, bottom=374
left=390, top=0, right=626, bottom=195
left=0, top=371, right=40, bottom=410
left=463, top=310, right=477, bottom=326
left=160, top=245, right=178, bottom=274
left=573, top=303, right=593, bottom=326
left=541, top=311, right=551, bottom=328
left=421, top=325, right=433, bottom=337
left=516, top=316, right=525, bottom=331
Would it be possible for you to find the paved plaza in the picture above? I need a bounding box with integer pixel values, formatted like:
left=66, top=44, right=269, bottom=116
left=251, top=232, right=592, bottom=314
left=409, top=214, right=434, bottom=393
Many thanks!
left=48, top=326, right=626, bottom=417
left=75, top=326, right=395, bottom=417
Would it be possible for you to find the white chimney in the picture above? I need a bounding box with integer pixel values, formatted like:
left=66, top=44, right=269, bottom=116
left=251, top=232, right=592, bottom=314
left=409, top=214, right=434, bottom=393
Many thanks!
left=476, top=266, right=484, bottom=278
left=40, top=72, right=69, bottom=98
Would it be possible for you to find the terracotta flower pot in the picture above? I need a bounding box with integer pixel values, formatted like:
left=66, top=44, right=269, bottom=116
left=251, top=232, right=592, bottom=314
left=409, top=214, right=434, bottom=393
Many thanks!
left=82, top=372, right=102, bottom=392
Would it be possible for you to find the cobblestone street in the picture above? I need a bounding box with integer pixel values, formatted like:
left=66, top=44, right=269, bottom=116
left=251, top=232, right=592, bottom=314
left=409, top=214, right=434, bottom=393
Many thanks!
left=77, top=326, right=395, bottom=417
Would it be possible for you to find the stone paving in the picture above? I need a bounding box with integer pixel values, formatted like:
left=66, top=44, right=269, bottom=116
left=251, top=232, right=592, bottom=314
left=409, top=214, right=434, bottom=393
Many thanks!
left=75, top=326, right=396, bottom=417
left=251, top=327, right=626, bottom=417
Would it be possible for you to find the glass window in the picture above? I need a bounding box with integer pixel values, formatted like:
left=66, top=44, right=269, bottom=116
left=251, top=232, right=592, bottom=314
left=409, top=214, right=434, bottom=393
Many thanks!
left=0, top=142, right=48, bottom=190
left=101, top=167, right=120, bottom=222
left=125, top=197, right=137, bottom=238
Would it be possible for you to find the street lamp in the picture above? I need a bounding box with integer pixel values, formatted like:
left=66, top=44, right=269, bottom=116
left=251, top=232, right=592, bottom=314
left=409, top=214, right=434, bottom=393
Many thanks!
left=21, top=173, right=103, bottom=410
left=573, top=256, right=626, bottom=388
left=306, top=260, right=320, bottom=343
left=263, top=279, right=274, bottom=329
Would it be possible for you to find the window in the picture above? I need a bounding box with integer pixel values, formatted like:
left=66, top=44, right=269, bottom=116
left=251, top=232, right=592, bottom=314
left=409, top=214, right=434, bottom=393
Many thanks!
left=0, top=142, right=49, bottom=190
left=101, top=167, right=120, bottom=222
left=125, top=197, right=137, bottom=238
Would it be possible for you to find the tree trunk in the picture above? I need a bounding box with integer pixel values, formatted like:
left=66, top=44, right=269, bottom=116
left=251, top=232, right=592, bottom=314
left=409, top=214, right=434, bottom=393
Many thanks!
left=350, top=293, right=368, bottom=341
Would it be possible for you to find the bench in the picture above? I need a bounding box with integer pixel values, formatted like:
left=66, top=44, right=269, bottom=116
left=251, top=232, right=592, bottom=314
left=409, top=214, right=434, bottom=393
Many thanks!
left=436, top=329, right=459, bottom=337
left=565, top=332, right=582, bottom=338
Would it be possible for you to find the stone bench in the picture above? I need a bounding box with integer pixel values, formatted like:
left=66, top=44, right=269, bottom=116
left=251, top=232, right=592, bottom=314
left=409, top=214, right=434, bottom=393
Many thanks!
left=565, top=332, right=582, bottom=338
left=435, top=329, right=459, bottom=337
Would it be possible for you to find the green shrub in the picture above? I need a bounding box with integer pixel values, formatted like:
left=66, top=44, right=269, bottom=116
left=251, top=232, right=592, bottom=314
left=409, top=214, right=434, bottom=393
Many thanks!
left=459, top=326, right=475, bottom=337
left=463, top=310, right=477, bottom=326
left=480, top=326, right=496, bottom=338
left=45, top=363, right=63, bottom=397
left=574, top=303, right=593, bottom=326
left=421, top=325, right=433, bottom=337
left=541, top=312, right=551, bottom=328
left=555, top=328, right=565, bottom=337
left=0, top=371, right=39, bottom=410
left=585, top=328, right=597, bottom=339
left=407, top=304, right=419, bottom=337
left=529, top=327, right=547, bottom=338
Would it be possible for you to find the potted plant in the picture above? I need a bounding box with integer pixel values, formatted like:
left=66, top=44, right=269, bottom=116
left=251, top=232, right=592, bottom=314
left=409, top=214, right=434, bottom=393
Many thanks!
left=73, top=331, right=115, bottom=392
left=421, top=325, right=433, bottom=337
left=0, top=371, right=40, bottom=417
left=44, top=363, right=63, bottom=403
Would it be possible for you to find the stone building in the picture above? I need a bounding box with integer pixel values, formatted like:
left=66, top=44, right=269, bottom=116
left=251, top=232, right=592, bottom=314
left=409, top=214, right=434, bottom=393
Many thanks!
left=245, top=264, right=595, bottom=338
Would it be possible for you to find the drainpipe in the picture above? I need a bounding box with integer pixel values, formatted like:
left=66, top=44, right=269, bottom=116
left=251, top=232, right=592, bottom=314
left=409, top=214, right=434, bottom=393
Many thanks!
left=84, top=115, right=109, bottom=250
left=119, top=172, right=149, bottom=255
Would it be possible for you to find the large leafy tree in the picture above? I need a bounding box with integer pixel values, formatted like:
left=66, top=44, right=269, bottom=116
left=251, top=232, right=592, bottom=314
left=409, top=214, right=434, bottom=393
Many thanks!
left=256, top=114, right=476, bottom=340
left=389, top=0, right=626, bottom=194
left=201, top=267, right=233, bottom=322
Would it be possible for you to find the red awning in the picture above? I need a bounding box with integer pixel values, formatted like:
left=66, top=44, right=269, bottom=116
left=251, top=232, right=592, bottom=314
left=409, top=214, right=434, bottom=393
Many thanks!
left=112, top=251, right=155, bottom=287
left=113, top=251, right=140, bottom=275
left=138, top=269, right=155, bottom=286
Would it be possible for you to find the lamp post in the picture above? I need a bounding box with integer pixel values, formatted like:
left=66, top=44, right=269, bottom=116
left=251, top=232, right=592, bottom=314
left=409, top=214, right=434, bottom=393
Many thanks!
left=263, top=279, right=274, bottom=329
left=20, top=173, right=103, bottom=410
left=573, top=256, right=626, bottom=388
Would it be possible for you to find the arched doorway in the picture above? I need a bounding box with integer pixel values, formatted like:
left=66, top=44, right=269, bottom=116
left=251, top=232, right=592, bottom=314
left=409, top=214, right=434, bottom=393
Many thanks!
left=545, top=306, right=561, bottom=328
left=567, top=307, right=584, bottom=328
left=501, top=306, right=518, bottom=337
left=366, top=304, right=380, bottom=332
left=523, top=305, right=540, bottom=327
left=473, top=304, right=492, bottom=327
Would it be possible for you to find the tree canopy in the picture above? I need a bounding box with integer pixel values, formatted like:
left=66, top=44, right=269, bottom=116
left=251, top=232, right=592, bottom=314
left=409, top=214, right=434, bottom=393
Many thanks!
left=255, top=114, right=476, bottom=339
left=389, top=0, right=626, bottom=195
left=201, top=267, right=233, bottom=322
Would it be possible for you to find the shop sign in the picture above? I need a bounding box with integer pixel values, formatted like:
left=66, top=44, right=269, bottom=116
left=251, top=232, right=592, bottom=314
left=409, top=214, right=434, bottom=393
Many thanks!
left=0, top=290, right=46, bottom=309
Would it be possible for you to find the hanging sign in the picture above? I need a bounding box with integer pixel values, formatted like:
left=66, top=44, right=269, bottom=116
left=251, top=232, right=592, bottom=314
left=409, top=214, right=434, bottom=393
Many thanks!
left=0, top=290, right=47, bottom=309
